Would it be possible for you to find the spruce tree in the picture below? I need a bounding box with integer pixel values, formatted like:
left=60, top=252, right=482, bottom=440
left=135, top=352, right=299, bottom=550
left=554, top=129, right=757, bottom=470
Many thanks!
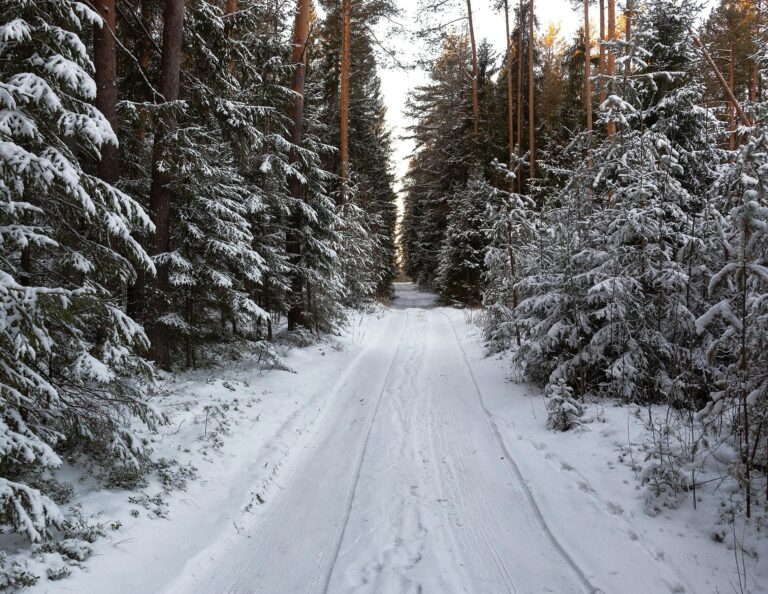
left=0, top=0, right=159, bottom=540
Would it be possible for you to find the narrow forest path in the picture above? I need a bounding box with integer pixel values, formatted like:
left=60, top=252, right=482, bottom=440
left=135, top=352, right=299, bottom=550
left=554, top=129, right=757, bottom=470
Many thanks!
left=163, top=284, right=595, bottom=594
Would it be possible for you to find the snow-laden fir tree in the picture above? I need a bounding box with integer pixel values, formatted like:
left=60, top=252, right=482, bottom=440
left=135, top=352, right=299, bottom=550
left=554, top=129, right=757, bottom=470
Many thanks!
left=510, top=0, right=722, bottom=403
left=436, top=174, right=493, bottom=304
left=482, top=167, right=536, bottom=353
left=511, top=151, right=595, bottom=390
left=403, top=34, right=475, bottom=288
left=0, top=0, right=159, bottom=541
left=696, top=133, right=768, bottom=518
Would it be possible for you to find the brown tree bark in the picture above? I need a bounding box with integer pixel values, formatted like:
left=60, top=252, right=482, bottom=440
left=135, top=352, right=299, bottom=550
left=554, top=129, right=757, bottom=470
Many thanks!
left=748, top=0, right=761, bottom=102
left=516, top=0, right=523, bottom=192
left=623, top=0, right=632, bottom=90
left=93, top=0, right=119, bottom=184
left=598, top=0, right=606, bottom=105
left=690, top=31, right=751, bottom=127
left=127, top=0, right=153, bottom=323
left=287, top=0, right=312, bottom=331
left=584, top=0, right=592, bottom=135
left=93, top=0, right=120, bottom=350
left=729, top=45, right=736, bottom=150
left=149, top=0, right=185, bottom=370
left=504, top=0, right=514, bottom=184
left=528, top=0, right=534, bottom=180
left=466, top=0, right=480, bottom=139
left=339, top=0, right=352, bottom=203
left=606, top=0, right=616, bottom=138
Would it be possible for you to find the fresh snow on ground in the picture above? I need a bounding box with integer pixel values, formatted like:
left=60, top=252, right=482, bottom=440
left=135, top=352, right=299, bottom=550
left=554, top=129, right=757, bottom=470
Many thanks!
left=24, top=283, right=767, bottom=593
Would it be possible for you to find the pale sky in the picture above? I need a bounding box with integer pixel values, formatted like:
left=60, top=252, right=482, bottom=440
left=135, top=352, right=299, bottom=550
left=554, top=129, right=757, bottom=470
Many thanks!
left=378, top=0, right=580, bottom=192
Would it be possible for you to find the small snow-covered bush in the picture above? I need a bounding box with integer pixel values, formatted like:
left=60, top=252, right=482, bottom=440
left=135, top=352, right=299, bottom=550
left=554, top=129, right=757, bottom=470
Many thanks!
left=105, top=466, right=149, bottom=491
left=545, top=380, right=585, bottom=432
left=0, top=553, right=38, bottom=589
left=155, top=458, right=199, bottom=493
left=640, top=463, right=689, bottom=516
left=0, top=479, right=63, bottom=543
left=46, top=563, right=71, bottom=581
left=279, top=328, right=316, bottom=349
left=26, top=477, right=75, bottom=506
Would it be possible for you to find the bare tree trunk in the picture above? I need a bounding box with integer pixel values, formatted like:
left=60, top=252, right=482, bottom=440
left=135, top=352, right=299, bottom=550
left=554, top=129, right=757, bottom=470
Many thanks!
left=93, top=0, right=119, bottom=184
left=504, top=0, right=514, bottom=187
left=729, top=44, right=736, bottom=150
left=623, top=0, right=632, bottom=93
left=149, top=0, right=185, bottom=370
left=740, top=219, right=751, bottom=519
left=128, top=0, right=153, bottom=322
left=185, top=295, right=194, bottom=369
left=528, top=0, right=534, bottom=181
left=516, top=0, right=523, bottom=192
left=287, top=0, right=312, bottom=331
left=690, top=31, right=751, bottom=127
left=750, top=0, right=761, bottom=102
left=606, top=0, right=616, bottom=139
left=93, top=0, right=120, bottom=348
left=598, top=0, right=605, bottom=105
left=466, top=0, right=480, bottom=140
left=339, top=0, right=352, bottom=203
left=584, top=0, right=592, bottom=135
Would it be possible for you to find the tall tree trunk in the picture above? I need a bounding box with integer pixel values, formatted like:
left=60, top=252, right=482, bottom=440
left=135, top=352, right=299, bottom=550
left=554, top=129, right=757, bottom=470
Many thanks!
left=93, top=0, right=119, bottom=348
left=606, top=0, right=616, bottom=138
left=339, top=0, right=352, bottom=203
left=528, top=0, right=534, bottom=181
left=623, top=0, right=632, bottom=93
left=287, top=0, right=312, bottom=331
left=690, top=31, right=751, bottom=127
left=149, top=0, right=185, bottom=370
left=516, top=0, right=523, bottom=192
left=750, top=0, right=761, bottom=102
left=729, top=44, right=736, bottom=150
left=504, top=0, right=514, bottom=187
left=128, top=0, right=153, bottom=322
left=93, top=0, right=119, bottom=184
left=584, top=0, right=592, bottom=135
left=599, top=0, right=605, bottom=103
left=466, top=0, right=480, bottom=139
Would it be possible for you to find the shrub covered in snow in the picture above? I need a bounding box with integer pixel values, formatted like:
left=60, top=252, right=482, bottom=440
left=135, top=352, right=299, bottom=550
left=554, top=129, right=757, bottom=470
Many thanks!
left=545, top=380, right=585, bottom=432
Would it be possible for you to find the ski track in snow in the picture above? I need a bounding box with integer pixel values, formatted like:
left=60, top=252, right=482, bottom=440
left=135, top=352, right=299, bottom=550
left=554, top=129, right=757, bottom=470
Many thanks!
left=163, top=285, right=598, bottom=594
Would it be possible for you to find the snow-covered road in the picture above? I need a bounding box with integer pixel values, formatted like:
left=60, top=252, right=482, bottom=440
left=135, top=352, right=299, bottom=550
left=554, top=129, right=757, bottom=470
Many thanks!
left=165, top=284, right=594, bottom=594
left=28, top=282, right=758, bottom=594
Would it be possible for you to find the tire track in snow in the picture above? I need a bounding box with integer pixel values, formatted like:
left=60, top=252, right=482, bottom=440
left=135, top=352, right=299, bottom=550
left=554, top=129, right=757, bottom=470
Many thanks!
left=162, top=310, right=410, bottom=594
left=440, top=310, right=599, bottom=594
left=321, top=309, right=412, bottom=594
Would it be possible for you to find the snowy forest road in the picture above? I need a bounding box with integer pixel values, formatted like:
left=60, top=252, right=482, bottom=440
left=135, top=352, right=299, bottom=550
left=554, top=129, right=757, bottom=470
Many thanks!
left=164, top=283, right=595, bottom=594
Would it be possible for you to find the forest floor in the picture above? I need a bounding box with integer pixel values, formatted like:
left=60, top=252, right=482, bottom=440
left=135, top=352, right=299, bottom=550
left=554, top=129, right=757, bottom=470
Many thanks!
left=23, top=283, right=767, bottom=594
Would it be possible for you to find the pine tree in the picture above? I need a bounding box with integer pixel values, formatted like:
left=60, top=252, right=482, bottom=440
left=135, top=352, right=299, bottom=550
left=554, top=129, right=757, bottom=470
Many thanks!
left=315, top=0, right=399, bottom=298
